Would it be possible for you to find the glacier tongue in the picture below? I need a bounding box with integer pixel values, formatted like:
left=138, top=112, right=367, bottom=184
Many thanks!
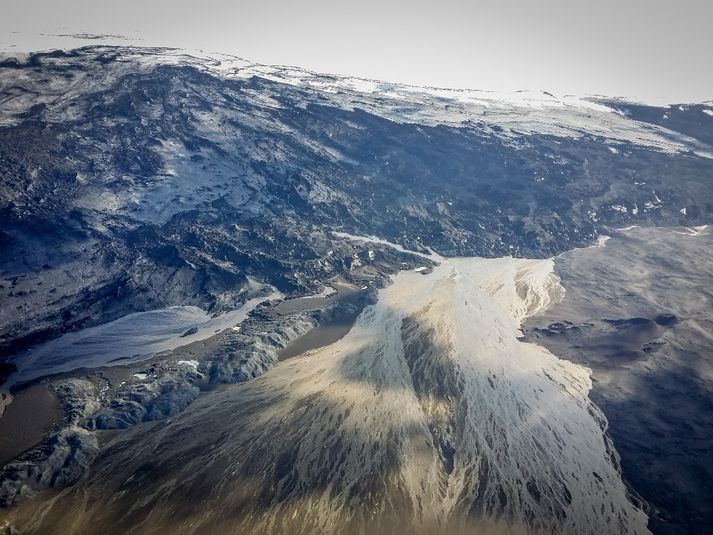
left=11, top=255, right=650, bottom=535
left=320, top=255, right=650, bottom=534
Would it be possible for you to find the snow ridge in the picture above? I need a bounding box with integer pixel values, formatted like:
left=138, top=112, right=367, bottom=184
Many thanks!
left=1, top=46, right=711, bottom=158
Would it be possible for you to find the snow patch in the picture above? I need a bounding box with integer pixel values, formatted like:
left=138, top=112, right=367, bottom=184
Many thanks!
left=596, top=235, right=611, bottom=247
left=333, top=231, right=441, bottom=261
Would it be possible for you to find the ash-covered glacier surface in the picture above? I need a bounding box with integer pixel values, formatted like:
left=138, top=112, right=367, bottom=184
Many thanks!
left=524, top=226, right=713, bottom=535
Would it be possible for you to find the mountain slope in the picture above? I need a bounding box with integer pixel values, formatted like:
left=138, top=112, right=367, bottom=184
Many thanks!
left=1, top=47, right=711, bottom=362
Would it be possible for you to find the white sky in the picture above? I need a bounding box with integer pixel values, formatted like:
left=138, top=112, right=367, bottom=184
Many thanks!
left=1, top=0, right=712, bottom=104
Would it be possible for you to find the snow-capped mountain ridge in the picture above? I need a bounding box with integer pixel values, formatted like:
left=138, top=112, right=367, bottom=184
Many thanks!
left=2, top=46, right=712, bottom=158
left=3, top=44, right=711, bottom=108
